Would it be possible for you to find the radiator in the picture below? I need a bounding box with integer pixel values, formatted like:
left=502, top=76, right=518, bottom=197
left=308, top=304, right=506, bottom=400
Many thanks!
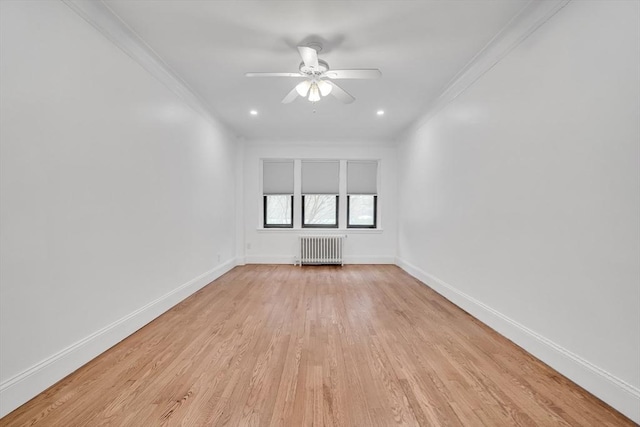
left=299, top=235, right=344, bottom=266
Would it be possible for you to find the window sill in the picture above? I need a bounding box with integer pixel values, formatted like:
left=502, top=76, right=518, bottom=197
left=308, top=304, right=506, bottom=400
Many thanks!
left=257, top=228, right=383, bottom=234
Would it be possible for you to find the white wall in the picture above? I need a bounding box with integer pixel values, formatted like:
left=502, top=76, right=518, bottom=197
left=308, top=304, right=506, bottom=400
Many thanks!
left=241, top=141, right=397, bottom=264
left=397, top=0, right=639, bottom=421
left=0, top=1, right=237, bottom=416
left=2, top=0, right=637, bottom=422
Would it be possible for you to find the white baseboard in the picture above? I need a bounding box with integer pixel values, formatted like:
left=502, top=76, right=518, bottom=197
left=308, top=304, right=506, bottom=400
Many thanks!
left=245, top=255, right=296, bottom=264
left=343, top=256, right=395, bottom=264
left=0, top=259, right=237, bottom=418
left=244, top=255, right=395, bottom=265
left=395, top=257, right=640, bottom=424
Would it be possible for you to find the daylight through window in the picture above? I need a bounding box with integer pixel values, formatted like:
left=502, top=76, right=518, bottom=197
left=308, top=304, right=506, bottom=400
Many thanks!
left=347, top=161, right=378, bottom=228
left=263, top=160, right=294, bottom=228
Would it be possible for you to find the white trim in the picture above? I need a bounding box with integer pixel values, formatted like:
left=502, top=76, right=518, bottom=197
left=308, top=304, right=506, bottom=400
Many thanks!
left=0, top=259, right=237, bottom=418
left=245, top=255, right=297, bottom=264
left=245, top=140, right=395, bottom=148
left=403, top=0, right=571, bottom=136
left=257, top=228, right=383, bottom=234
left=245, top=255, right=394, bottom=265
left=339, top=160, right=348, bottom=228
left=293, top=160, right=302, bottom=229
left=61, top=0, right=232, bottom=135
left=395, top=257, right=640, bottom=424
left=343, top=256, right=395, bottom=265
left=376, top=159, right=383, bottom=229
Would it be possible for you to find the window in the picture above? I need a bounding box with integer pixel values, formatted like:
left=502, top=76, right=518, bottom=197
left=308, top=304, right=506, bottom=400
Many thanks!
left=348, top=195, right=377, bottom=228
left=261, top=158, right=380, bottom=230
left=302, top=161, right=340, bottom=228
left=347, top=161, right=378, bottom=228
left=302, top=195, right=338, bottom=227
left=263, top=160, right=294, bottom=228
left=264, top=195, right=293, bottom=227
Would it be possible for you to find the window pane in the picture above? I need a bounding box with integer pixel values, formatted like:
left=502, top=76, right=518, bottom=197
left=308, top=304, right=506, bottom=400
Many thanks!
left=304, top=195, right=337, bottom=225
left=349, top=195, right=375, bottom=226
left=265, top=195, right=292, bottom=226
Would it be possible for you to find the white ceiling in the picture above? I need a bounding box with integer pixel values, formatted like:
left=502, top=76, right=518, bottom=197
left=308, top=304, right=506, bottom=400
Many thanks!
left=104, top=0, right=529, bottom=143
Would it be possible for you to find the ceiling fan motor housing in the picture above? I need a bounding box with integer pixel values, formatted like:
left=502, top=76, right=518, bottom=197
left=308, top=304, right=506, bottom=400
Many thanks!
left=300, top=59, right=329, bottom=76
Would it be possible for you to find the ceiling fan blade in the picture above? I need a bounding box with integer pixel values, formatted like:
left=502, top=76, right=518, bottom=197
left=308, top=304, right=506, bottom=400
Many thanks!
left=326, top=81, right=355, bottom=104
left=281, top=86, right=299, bottom=104
left=298, top=46, right=319, bottom=70
left=245, top=72, right=304, bottom=77
left=325, top=69, right=382, bottom=79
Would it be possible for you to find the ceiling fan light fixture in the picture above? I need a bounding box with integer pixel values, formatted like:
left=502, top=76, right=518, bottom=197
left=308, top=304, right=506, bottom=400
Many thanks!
left=295, top=80, right=311, bottom=97
left=317, top=80, right=333, bottom=97
left=308, top=83, right=321, bottom=102
left=246, top=44, right=380, bottom=104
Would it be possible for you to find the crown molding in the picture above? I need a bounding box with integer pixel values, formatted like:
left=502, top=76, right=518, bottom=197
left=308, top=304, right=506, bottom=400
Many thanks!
left=404, top=0, right=571, bottom=137
left=243, top=139, right=395, bottom=148
left=61, top=0, right=234, bottom=136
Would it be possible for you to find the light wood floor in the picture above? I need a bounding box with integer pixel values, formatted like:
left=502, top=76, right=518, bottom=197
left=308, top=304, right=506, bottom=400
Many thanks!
left=1, top=265, right=634, bottom=426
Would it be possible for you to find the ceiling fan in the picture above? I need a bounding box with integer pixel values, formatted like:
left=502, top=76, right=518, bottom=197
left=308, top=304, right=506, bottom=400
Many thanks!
left=245, top=44, right=381, bottom=104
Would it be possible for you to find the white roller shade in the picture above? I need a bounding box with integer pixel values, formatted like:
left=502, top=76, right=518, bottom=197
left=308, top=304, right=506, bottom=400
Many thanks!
left=348, top=161, right=378, bottom=194
left=302, top=161, right=339, bottom=194
left=263, top=160, right=294, bottom=194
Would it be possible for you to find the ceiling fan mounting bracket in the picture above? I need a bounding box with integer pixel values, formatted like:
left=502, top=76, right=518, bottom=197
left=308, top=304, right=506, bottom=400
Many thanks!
left=305, top=42, right=323, bottom=53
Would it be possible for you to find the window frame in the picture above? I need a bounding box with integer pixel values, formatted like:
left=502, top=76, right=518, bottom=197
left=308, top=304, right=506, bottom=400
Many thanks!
left=301, top=195, right=339, bottom=228
left=347, top=194, right=377, bottom=229
left=263, top=194, right=294, bottom=228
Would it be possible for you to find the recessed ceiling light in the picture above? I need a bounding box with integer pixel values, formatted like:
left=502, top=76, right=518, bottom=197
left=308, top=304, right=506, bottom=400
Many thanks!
left=250, top=110, right=258, bottom=116
left=376, top=110, right=385, bottom=116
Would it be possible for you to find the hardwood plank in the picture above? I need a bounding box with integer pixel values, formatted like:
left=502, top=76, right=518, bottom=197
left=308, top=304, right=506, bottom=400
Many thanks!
left=1, top=265, right=635, bottom=427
